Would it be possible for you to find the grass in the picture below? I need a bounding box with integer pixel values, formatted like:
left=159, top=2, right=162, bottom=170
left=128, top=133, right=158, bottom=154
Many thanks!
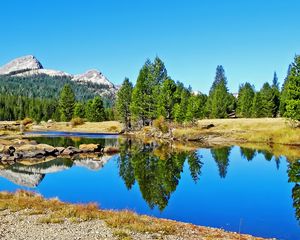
left=0, top=190, right=177, bottom=235
left=172, top=118, right=300, bottom=145
left=0, top=190, right=268, bottom=240
left=30, top=121, right=123, bottom=133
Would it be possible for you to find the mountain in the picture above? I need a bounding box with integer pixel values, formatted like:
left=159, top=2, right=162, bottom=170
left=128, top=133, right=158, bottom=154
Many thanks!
left=0, top=55, right=118, bottom=100
left=0, top=55, right=43, bottom=75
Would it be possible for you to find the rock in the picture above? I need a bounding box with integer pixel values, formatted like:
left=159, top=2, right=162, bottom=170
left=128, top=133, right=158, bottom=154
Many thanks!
left=201, top=124, right=215, bottom=129
left=1, top=155, right=16, bottom=162
left=103, top=146, right=119, bottom=154
left=61, top=146, right=82, bottom=156
left=16, top=144, right=57, bottom=155
left=56, top=147, right=65, bottom=154
left=3, top=146, right=16, bottom=156
left=79, top=144, right=102, bottom=153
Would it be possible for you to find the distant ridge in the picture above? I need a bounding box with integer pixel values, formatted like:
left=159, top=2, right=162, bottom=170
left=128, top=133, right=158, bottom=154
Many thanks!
left=0, top=55, right=115, bottom=87
left=0, top=55, right=118, bottom=99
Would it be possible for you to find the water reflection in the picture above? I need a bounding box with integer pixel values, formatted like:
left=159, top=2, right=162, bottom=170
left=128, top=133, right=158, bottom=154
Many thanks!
left=0, top=156, right=113, bottom=187
left=211, top=147, right=231, bottom=178
left=288, top=159, right=300, bottom=222
left=0, top=136, right=299, bottom=235
left=117, top=139, right=203, bottom=210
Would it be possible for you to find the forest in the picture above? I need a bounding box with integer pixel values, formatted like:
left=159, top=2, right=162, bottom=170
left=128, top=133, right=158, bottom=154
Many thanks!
left=0, top=55, right=299, bottom=125
left=116, top=55, right=300, bottom=129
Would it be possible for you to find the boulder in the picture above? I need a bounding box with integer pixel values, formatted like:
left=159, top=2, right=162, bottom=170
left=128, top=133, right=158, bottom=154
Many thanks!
left=16, top=144, right=57, bottom=155
left=61, top=146, right=82, bottom=156
left=56, top=147, right=65, bottom=154
left=79, top=144, right=102, bottom=153
left=201, top=124, right=215, bottom=129
left=103, top=146, right=119, bottom=154
left=2, top=146, right=16, bottom=156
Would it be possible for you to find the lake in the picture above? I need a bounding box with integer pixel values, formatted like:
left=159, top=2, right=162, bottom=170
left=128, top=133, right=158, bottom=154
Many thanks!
left=0, top=133, right=299, bottom=240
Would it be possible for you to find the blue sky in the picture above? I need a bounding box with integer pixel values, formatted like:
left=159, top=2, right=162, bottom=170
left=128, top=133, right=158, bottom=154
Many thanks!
left=0, top=0, right=300, bottom=94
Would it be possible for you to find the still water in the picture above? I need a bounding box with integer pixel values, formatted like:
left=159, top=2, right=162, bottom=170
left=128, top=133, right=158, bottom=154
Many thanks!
left=0, top=133, right=299, bottom=240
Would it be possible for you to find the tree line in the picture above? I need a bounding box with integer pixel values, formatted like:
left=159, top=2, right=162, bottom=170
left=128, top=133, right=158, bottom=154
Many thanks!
left=116, top=55, right=300, bottom=129
left=0, top=84, right=113, bottom=122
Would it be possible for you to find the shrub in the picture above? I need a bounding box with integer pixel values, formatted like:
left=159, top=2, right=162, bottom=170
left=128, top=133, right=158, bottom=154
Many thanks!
left=153, top=116, right=169, bottom=133
left=108, top=126, right=119, bottom=132
left=22, top=117, right=33, bottom=126
left=70, top=117, right=85, bottom=127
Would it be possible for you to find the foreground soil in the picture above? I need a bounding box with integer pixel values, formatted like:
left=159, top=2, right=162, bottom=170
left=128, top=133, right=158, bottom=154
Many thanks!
left=0, top=191, right=272, bottom=240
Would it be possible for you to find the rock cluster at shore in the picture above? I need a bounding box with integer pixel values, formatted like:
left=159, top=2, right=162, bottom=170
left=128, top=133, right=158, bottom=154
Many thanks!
left=0, top=139, right=119, bottom=164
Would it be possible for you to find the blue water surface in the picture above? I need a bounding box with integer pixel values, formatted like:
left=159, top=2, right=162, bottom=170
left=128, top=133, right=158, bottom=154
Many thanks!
left=0, top=133, right=299, bottom=240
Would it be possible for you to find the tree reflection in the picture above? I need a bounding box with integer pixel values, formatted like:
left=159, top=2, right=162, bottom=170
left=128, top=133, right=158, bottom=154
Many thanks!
left=288, top=159, right=300, bottom=222
left=117, top=139, right=202, bottom=211
left=258, top=150, right=273, bottom=161
left=240, top=147, right=256, bottom=161
left=211, top=147, right=232, bottom=178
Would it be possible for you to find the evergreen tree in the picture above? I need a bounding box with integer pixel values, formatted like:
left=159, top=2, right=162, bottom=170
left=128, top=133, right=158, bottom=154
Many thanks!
left=284, top=56, right=300, bottom=121
left=174, top=88, right=189, bottom=123
left=272, top=72, right=280, bottom=117
left=59, top=84, right=75, bottom=121
left=206, top=65, right=231, bottom=118
left=91, top=96, right=105, bottom=122
left=116, top=78, right=133, bottom=129
left=237, top=82, right=255, bottom=118
left=74, top=102, right=86, bottom=118
left=252, top=92, right=263, bottom=117
left=156, top=77, right=177, bottom=120
left=130, top=60, right=153, bottom=125
left=280, top=64, right=293, bottom=115
left=152, top=56, right=168, bottom=84
left=260, top=82, right=276, bottom=117
left=186, top=93, right=207, bottom=122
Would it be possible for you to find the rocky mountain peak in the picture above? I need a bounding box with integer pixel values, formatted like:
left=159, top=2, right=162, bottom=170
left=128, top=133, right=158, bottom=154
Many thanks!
left=73, top=69, right=114, bottom=88
left=0, top=55, right=43, bottom=75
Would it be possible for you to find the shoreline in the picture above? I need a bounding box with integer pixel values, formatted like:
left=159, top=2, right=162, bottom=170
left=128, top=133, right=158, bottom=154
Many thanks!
left=0, top=190, right=272, bottom=240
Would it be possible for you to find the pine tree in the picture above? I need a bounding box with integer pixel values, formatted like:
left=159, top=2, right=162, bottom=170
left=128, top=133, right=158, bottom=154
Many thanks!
left=130, top=60, right=153, bottom=126
left=272, top=72, right=280, bottom=117
left=156, top=77, right=177, bottom=120
left=280, top=65, right=292, bottom=116
left=116, top=78, right=133, bottom=129
left=284, top=56, right=300, bottom=121
left=237, top=82, right=255, bottom=118
left=59, top=84, right=76, bottom=121
left=174, top=89, right=189, bottom=123
left=206, top=65, right=231, bottom=118
left=74, top=102, right=86, bottom=118
left=260, top=82, right=276, bottom=117
left=152, top=56, right=168, bottom=84
left=92, top=96, right=105, bottom=121
left=186, top=93, right=207, bottom=122
left=252, top=92, right=263, bottom=117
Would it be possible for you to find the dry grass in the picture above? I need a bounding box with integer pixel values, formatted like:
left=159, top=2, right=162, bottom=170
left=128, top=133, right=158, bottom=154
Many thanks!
left=173, top=118, right=300, bottom=145
left=30, top=121, right=123, bottom=134
left=0, top=190, right=177, bottom=235
left=0, top=190, right=268, bottom=240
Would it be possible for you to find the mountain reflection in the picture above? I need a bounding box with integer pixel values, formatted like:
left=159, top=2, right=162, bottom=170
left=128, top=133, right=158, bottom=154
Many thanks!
left=117, top=139, right=203, bottom=211
left=0, top=156, right=112, bottom=187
